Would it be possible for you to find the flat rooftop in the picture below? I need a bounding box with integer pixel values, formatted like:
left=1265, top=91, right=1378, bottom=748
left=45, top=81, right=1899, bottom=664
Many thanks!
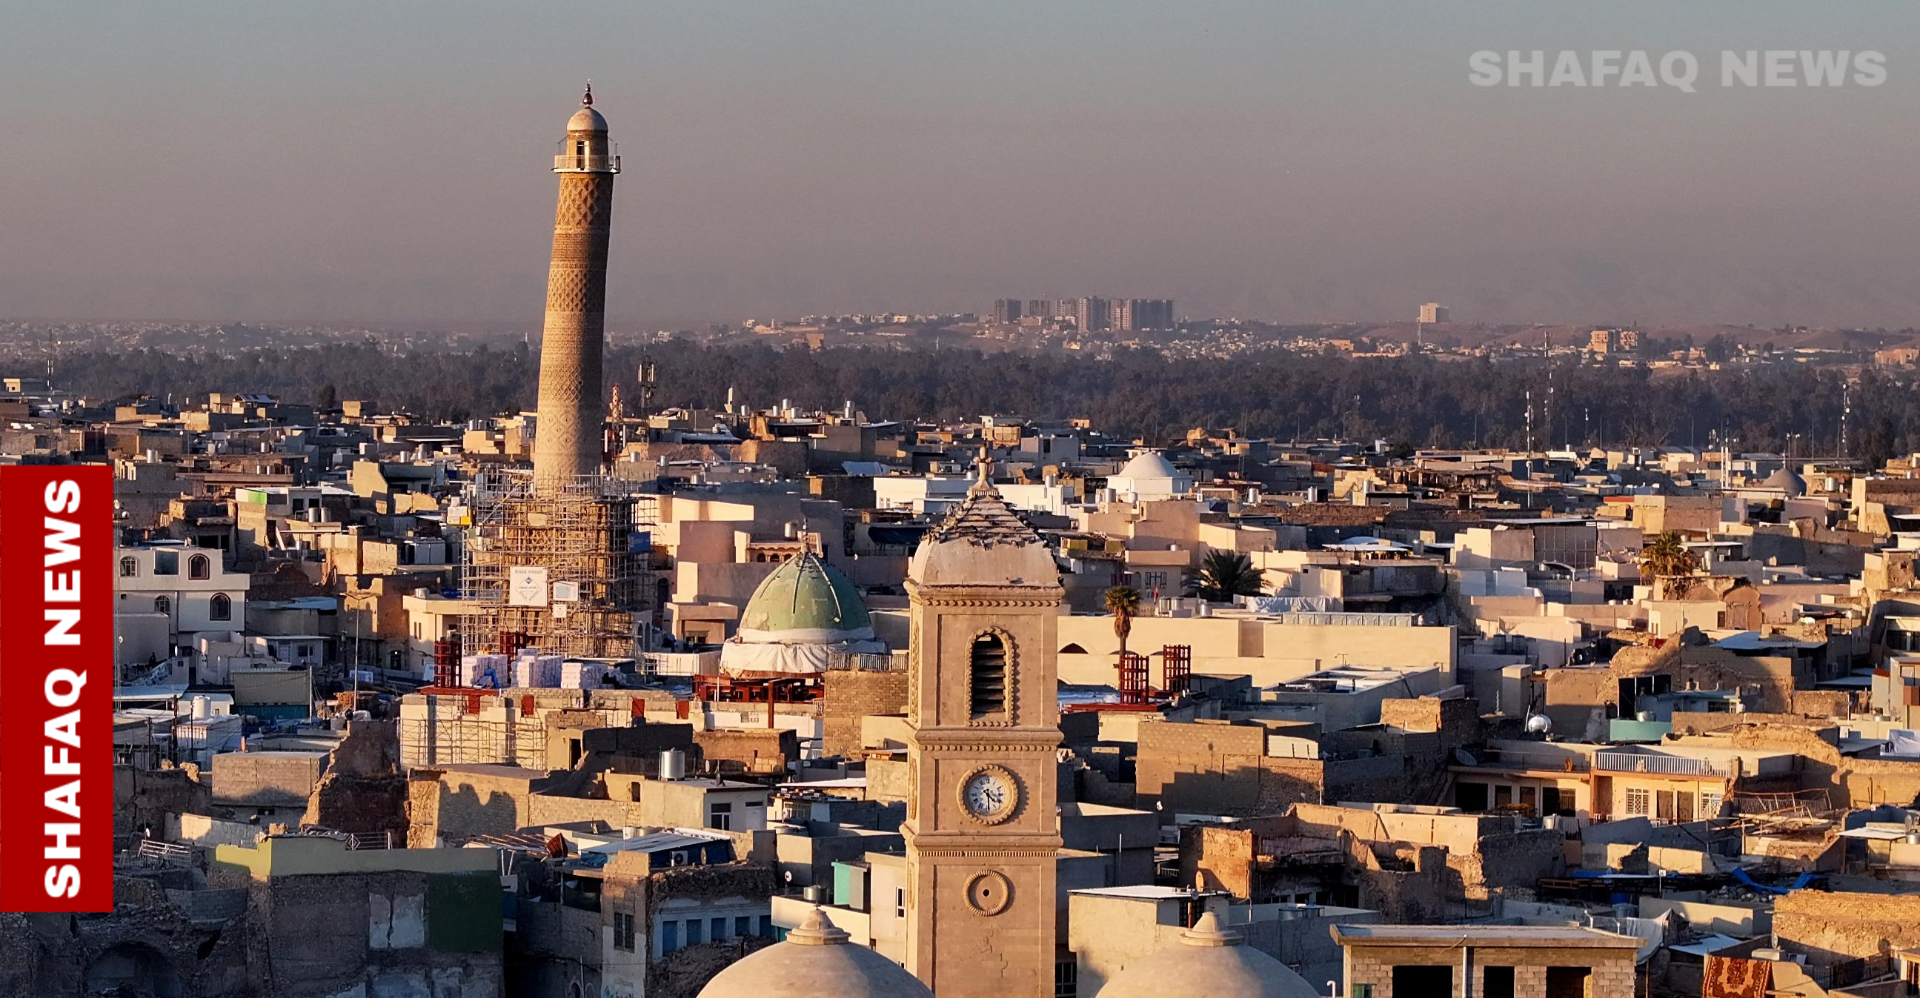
left=1331, top=925, right=1640, bottom=949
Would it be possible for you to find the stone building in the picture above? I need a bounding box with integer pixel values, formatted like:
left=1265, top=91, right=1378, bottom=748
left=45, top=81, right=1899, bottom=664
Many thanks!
left=1332, top=924, right=1640, bottom=998
left=901, top=463, right=1067, bottom=997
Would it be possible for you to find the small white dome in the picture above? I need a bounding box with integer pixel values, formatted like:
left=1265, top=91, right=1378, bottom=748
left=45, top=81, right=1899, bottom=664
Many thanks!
left=1097, top=912, right=1323, bottom=998
left=1118, top=451, right=1180, bottom=479
left=567, top=105, right=609, bottom=132
left=696, top=908, right=933, bottom=998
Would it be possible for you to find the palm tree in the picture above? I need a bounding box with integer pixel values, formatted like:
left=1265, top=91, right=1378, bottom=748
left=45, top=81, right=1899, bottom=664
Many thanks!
left=1639, top=532, right=1700, bottom=600
left=1186, top=550, right=1265, bottom=603
left=1103, top=585, right=1142, bottom=660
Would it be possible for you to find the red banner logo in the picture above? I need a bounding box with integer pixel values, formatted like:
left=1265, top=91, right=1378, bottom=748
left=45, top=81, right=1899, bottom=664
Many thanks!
left=1, top=465, right=113, bottom=911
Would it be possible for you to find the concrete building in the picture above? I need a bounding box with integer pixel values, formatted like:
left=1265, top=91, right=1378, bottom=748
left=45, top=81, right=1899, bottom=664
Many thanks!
left=115, top=542, right=248, bottom=650
left=1332, top=924, right=1640, bottom=998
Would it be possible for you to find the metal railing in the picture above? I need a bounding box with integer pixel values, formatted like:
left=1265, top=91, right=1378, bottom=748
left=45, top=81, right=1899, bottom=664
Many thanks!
left=553, top=153, right=621, bottom=173
left=1476, top=747, right=1591, bottom=772
left=1594, top=751, right=1732, bottom=777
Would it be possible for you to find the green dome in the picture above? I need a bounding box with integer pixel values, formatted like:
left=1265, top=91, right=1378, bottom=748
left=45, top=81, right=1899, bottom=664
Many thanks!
left=737, top=552, right=873, bottom=640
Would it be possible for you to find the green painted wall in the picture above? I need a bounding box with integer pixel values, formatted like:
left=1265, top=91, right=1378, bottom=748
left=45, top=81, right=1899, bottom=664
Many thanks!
left=427, top=870, right=503, bottom=952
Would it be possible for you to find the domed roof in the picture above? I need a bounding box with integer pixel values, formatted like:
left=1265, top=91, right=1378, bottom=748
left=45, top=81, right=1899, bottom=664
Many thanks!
left=909, top=464, right=1059, bottom=589
left=696, top=908, right=932, bottom=998
left=1117, top=450, right=1180, bottom=480
left=1098, top=912, right=1322, bottom=998
left=567, top=84, right=609, bottom=133
left=1763, top=466, right=1806, bottom=497
left=567, top=105, right=609, bottom=133
left=737, top=551, right=873, bottom=641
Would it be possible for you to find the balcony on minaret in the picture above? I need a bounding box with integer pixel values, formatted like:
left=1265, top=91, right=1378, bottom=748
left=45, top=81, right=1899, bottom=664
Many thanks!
left=553, top=137, right=621, bottom=174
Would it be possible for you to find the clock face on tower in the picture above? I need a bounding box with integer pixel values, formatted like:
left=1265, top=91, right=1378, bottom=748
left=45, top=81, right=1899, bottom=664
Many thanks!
left=958, top=765, right=1019, bottom=824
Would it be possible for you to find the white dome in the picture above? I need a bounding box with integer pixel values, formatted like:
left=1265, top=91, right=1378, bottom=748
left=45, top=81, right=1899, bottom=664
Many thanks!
left=1097, top=912, right=1323, bottom=998
left=1118, top=451, right=1180, bottom=479
left=696, top=908, right=932, bottom=998
left=567, top=105, right=609, bottom=132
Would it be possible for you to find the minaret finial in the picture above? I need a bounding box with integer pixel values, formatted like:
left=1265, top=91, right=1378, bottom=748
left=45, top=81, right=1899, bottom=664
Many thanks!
left=975, top=444, right=992, bottom=488
left=582, top=80, right=594, bottom=107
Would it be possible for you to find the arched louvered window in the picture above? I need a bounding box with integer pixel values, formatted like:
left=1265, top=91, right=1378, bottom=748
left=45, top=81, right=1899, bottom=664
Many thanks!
left=970, top=633, right=1008, bottom=717
left=209, top=593, right=232, bottom=621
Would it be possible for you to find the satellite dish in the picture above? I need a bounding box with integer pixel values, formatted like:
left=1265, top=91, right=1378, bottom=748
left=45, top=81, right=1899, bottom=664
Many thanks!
left=1525, top=713, right=1554, bottom=734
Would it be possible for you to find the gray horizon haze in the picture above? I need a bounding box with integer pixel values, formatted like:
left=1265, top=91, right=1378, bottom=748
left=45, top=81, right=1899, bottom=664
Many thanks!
left=2, top=1, right=1917, bottom=329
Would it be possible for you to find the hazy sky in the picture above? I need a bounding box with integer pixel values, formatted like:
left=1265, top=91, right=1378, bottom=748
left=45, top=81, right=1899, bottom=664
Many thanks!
left=2, top=1, right=1917, bottom=328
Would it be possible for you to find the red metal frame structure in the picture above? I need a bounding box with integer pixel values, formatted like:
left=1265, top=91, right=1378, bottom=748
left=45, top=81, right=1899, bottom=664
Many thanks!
left=1116, top=651, right=1151, bottom=705
left=433, top=638, right=459, bottom=688
left=1161, top=644, right=1192, bottom=694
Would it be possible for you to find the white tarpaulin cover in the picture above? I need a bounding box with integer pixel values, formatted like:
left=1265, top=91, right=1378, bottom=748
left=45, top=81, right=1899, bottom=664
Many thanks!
left=1244, top=595, right=1342, bottom=615
left=719, top=637, right=888, bottom=675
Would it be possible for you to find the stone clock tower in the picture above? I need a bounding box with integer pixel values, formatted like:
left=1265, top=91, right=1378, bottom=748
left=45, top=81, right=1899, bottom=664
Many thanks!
left=903, top=464, right=1064, bottom=998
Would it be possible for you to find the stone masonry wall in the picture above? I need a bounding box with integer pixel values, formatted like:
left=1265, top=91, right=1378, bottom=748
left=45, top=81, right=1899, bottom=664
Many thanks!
left=821, top=669, right=910, bottom=757
left=1343, top=944, right=1635, bottom=998
left=1774, top=890, right=1920, bottom=971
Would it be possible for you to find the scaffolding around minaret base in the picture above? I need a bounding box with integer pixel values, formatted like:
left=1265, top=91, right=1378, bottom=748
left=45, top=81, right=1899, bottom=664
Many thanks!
left=453, top=467, right=658, bottom=663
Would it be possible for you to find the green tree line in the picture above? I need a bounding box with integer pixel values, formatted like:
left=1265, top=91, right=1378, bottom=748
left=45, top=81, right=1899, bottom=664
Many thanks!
left=21, top=341, right=1916, bottom=462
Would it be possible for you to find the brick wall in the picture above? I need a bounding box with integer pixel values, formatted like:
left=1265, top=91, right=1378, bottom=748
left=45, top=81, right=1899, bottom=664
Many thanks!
left=692, top=728, right=797, bottom=777
left=1136, top=720, right=1328, bottom=817
left=821, top=670, right=909, bottom=757
left=1344, top=943, right=1635, bottom=998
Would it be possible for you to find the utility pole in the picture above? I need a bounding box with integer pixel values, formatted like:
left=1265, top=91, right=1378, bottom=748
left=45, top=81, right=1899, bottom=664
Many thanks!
left=1525, top=390, right=1533, bottom=455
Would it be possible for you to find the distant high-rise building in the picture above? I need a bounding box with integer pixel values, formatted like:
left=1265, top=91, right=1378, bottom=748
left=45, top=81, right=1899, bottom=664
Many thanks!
left=1026, top=298, right=1053, bottom=320
left=1131, top=298, right=1174, bottom=331
left=1418, top=302, right=1449, bottom=324
left=991, top=298, right=1022, bottom=324
left=1061, top=297, right=1108, bottom=332
left=1589, top=327, right=1640, bottom=356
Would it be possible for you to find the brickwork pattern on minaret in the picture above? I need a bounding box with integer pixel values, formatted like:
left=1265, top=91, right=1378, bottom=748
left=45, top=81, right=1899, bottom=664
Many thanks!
left=533, top=166, right=614, bottom=492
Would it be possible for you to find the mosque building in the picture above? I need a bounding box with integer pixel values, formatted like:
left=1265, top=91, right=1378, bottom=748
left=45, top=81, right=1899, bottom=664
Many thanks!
left=717, top=550, right=888, bottom=675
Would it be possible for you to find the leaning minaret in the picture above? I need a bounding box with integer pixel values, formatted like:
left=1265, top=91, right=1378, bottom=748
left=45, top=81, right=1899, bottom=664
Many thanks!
left=532, top=84, right=620, bottom=493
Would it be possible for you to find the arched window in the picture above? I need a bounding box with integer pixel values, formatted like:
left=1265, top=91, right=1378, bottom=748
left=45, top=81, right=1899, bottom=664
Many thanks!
left=209, top=593, right=232, bottom=621
left=153, top=596, right=171, bottom=616
left=970, top=633, right=1008, bottom=717
left=189, top=554, right=211, bottom=580
left=120, top=556, right=138, bottom=578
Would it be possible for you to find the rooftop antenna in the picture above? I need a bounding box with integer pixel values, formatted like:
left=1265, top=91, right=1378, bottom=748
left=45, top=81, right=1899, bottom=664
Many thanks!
left=636, top=355, right=657, bottom=418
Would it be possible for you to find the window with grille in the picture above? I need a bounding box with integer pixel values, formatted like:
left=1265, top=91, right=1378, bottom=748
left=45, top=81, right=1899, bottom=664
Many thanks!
left=1700, top=791, right=1724, bottom=817
left=120, top=557, right=138, bottom=578
left=1626, top=788, right=1650, bottom=816
left=613, top=911, right=636, bottom=952
left=154, top=596, right=171, bottom=615
left=1055, top=959, right=1078, bottom=998
left=970, top=633, right=1008, bottom=717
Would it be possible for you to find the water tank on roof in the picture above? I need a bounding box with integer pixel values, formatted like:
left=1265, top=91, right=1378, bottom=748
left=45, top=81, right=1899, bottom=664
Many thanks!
left=1524, top=713, right=1553, bottom=734
left=660, top=748, right=687, bottom=780
left=191, top=696, right=212, bottom=720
